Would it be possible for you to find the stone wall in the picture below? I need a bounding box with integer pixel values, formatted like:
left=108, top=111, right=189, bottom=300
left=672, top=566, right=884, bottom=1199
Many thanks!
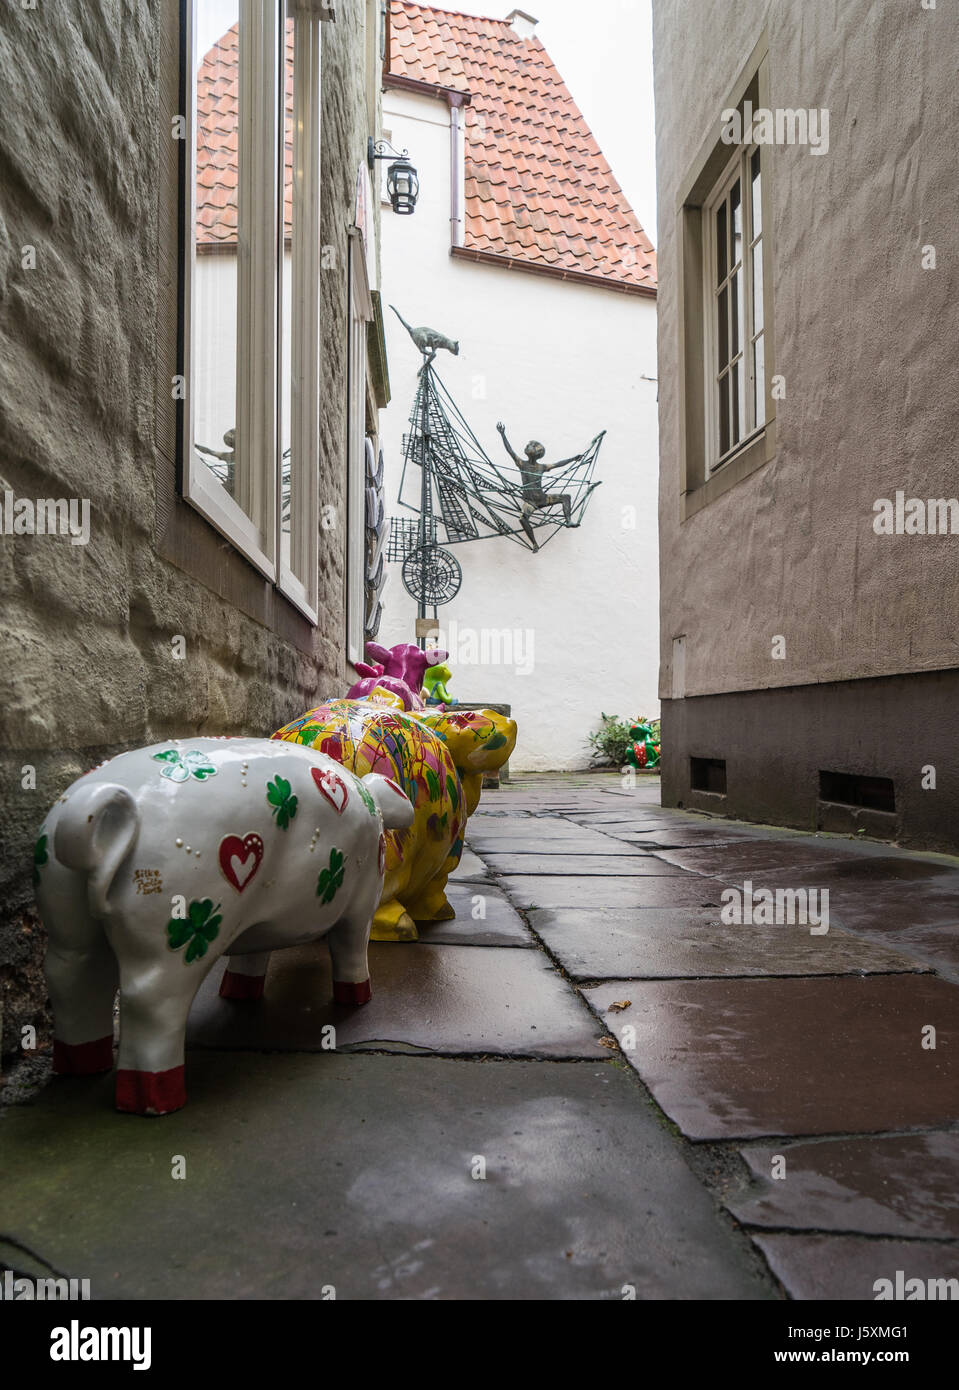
left=0, top=2, right=377, bottom=1064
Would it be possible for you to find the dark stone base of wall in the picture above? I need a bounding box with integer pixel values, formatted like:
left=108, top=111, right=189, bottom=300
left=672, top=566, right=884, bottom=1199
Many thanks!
left=661, top=668, right=959, bottom=856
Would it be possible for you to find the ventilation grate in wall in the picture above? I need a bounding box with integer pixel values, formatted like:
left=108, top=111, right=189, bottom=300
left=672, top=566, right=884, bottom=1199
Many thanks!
left=818, top=770, right=895, bottom=814
left=690, top=757, right=727, bottom=794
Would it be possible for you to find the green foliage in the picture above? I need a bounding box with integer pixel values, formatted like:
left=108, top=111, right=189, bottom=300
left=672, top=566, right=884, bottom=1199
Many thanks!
left=587, top=712, right=634, bottom=767
left=587, top=713, right=662, bottom=768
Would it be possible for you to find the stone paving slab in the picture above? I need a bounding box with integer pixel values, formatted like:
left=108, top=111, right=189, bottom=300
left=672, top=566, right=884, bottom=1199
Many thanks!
left=530, top=907, right=928, bottom=982
left=506, top=875, right=727, bottom=911
left=484, top=853, right=687, bottom=877
left=563, top=812, right=686, bottom=826
left=752, top=1232, right=959, bottom=1301
left=422, top=882, right=533, bottom=947
left=469, top=815, right=536, bottom=832
left=0, top=1055, right=775, bottom=1300
left=467, top=835, right=650, bottom=856
left=469, top=819, right=596, bottom=838
left=655, top=839, right=940, bottom=877
left=583, top=975, right=959, bottom=1140
left=188, top=943, right=604, bottom=1059
left=583, top=817, right=694, bottom=828
left=469, top=828, right=643, bottom=854
left=468, top=827, right=560, bottom=840
left=602, top=824, right=792, bottom=849
left=728, top=1133, right=959, bottom=1239
left=450, top=847, right=489, bottom=881
left=709, top=864, right=959, bottom=978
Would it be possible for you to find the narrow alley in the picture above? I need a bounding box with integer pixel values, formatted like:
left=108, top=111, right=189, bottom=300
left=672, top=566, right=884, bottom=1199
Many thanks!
left=3, top=772, right=956, bottom=1301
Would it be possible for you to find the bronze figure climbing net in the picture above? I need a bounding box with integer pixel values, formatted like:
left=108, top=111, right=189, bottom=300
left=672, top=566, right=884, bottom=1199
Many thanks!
left=387, top=310, right=605, bottom=610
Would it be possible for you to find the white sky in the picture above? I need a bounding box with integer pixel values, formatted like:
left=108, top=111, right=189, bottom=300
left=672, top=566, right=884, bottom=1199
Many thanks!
left=196, top=0, right=658, bottom=246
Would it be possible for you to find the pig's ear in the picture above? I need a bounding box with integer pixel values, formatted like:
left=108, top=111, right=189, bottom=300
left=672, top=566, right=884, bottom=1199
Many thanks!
left=362, top=774, right=414, bottom=830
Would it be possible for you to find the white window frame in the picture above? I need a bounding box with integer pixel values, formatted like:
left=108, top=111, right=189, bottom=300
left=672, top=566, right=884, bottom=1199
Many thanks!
left=346, top=226, right=373, bottom=664
left=182, top=0, right=327, bottom=620
left=279, top=5, right=322, bottom=623
left=703, top=141, right=765, bottom=474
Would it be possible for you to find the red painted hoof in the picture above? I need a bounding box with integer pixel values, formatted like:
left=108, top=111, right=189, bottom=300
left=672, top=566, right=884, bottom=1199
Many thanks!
left=332, top=978, right=372, bottom=1006
left=219, top=969, right=266, bottom=1001
left=115, top=1065, right=186, bottom=1116
left=53, top=1035, right=114, bottom=1076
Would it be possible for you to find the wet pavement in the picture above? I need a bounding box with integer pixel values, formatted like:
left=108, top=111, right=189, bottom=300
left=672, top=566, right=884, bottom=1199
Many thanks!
left=2, top=772, right=958, bottom=1300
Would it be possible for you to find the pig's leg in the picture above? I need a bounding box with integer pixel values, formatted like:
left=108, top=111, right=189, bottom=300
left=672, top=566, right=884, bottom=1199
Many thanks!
left=114, top=953, right=219, bottom=1116
left=327, top=896, right=376, bottom=1006
left=371, top=857, right=418, bottom=942
left=370, top=898, right=418, bottom=941
left=404, top=869, right=455, bottom=923
left=219, top=951, right=271, bottom=1001
left=46, top=923, right=118, bottom=1077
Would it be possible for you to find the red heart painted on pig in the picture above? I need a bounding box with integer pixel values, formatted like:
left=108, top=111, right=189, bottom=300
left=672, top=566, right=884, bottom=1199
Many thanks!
left=218, top=833, right=264, bottom=893
left=311, top=767, right=348, bottom=814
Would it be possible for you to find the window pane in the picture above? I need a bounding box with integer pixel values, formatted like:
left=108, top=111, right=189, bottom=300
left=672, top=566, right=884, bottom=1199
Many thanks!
left=754, top=334, right=766, bottom=428
left=730, top=177, right=742, bottom=269
left=193, top=4, right=243, bottom=511
left=717, top=286, right=729, bottom=370
left=752, top=237, right=764, bottom=336
left=719, top=372, right=730, bottom=457
left=730, top=267, right=743, bottom=356
left=751, top=147, right=762, bottom=238
left=731, top=361, right=744, bottom=446
left=716, top=201, right=727, bottom=285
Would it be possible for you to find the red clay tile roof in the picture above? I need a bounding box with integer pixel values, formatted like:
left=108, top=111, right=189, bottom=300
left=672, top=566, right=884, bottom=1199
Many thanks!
left=388, top=2, right=656, bottom=291
left=196, top=22, right=293, bottom=246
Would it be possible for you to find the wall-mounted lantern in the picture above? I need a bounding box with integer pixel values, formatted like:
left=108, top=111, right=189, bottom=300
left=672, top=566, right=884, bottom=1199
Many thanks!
left=368, top=137, right=419, bottom=216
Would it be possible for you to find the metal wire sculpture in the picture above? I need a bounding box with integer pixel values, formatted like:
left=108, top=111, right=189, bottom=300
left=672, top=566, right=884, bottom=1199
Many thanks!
left=387, top=320, right=605, bottom=615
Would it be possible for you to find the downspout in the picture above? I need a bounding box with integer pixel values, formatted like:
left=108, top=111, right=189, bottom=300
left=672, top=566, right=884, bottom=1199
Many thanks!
left=449, top=93, right=467, bottom=248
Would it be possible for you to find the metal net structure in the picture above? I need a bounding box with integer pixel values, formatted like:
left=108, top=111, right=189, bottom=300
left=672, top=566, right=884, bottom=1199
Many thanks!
left=389, top=359, right=604, bottom=610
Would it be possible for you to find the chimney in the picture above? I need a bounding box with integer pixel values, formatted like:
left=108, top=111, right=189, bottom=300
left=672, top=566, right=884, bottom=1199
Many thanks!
left=506, top=8, right=538, bottom=39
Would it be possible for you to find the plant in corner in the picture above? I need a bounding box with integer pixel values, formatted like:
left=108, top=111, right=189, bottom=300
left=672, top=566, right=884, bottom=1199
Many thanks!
left=586, top=713, right=635, bottom=768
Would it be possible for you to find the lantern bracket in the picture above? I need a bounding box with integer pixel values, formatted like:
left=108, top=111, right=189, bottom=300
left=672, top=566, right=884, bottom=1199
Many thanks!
left=367, top=137, right=411, bottom=170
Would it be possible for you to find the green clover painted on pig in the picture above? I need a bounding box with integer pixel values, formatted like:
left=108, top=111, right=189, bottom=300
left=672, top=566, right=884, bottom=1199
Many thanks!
left=266, top=776, right=298, bottom=829
left=317, top=848, right=345, bottom=904
left=167, top=898, right=223, bottom=963
left=152, top=749, right=218, bottom=783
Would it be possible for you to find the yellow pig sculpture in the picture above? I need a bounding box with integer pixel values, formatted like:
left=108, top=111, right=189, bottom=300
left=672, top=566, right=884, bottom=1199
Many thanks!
left=272, top=700, right=517, bottom=940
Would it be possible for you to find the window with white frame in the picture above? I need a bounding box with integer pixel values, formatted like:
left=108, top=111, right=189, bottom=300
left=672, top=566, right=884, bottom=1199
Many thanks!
left=346, top=227, right=374, bottom=664
left=184, top=0, right=325, bottom=623
left=704, top=143, right=765, bottom=472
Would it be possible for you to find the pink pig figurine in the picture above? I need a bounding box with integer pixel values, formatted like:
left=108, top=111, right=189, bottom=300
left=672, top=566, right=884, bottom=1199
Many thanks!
left=346, top=641, right=449, bottom=711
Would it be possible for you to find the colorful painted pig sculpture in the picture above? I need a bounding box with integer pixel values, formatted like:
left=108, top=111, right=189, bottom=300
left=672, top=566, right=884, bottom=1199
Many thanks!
left=34, top=737, right=412, bottom=1115
left=346, top=642, right=449, bottom=711
left=273, top=702, right=517, bottom=940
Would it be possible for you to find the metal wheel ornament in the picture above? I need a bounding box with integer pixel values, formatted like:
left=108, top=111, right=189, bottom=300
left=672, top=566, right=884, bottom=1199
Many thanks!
left=401, top=544, right=462, bottom=606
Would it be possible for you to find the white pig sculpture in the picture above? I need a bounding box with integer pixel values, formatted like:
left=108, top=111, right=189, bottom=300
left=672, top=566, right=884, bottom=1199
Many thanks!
left=34, top=737, right=413, bottom=1116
